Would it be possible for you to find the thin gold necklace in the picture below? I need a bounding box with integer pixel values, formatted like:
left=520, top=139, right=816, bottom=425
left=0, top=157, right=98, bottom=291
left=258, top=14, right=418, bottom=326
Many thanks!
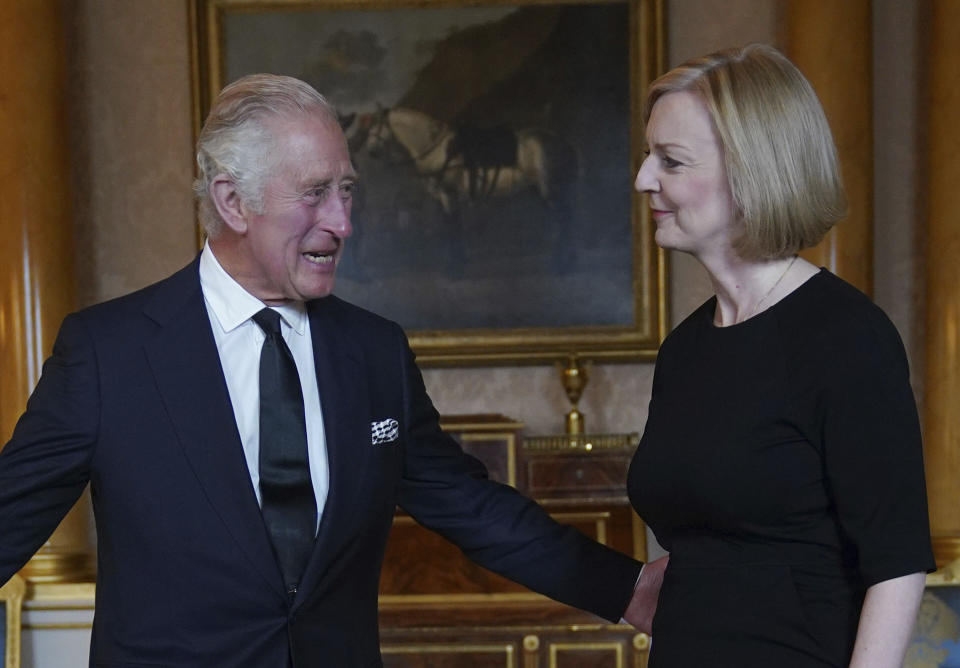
left=750, top=255, right=798, bottom=319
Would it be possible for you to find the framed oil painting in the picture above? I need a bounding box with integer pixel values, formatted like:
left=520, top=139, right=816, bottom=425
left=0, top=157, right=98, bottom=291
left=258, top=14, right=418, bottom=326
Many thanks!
left=191, top=0, right=667, bottom=365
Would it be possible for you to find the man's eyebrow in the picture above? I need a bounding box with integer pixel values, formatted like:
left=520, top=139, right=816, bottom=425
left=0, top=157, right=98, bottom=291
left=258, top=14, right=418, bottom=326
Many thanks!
left=301, top=173, right=356, bottom=187
left=301, top=178, right=332, bottom=190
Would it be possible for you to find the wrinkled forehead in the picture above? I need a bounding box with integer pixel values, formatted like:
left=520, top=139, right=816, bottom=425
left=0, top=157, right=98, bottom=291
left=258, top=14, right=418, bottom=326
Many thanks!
left=262, top=112, right=356, bottom=182
left=260, top=107, right=343, bottom=141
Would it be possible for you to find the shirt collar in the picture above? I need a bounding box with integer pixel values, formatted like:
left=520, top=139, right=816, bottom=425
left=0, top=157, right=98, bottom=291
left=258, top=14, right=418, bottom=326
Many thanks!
left=199, top=242, right=307, bottom=336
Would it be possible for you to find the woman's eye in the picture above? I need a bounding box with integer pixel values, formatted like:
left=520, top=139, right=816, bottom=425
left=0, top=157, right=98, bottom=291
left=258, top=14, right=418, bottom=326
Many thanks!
left=662, top=155, right=681, bottom=169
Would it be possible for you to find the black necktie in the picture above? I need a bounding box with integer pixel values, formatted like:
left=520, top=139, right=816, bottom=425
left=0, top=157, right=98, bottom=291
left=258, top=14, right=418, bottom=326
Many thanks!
left=252, top=308, right=316, bottom=596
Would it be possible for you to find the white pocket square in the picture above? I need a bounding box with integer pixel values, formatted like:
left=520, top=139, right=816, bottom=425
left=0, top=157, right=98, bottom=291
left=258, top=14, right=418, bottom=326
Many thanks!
left=371, top=418, right=399, bottom=445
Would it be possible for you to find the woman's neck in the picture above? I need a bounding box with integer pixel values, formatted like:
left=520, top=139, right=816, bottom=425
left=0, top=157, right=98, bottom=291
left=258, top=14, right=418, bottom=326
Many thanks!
left=697, top=252, right=816, bottom=326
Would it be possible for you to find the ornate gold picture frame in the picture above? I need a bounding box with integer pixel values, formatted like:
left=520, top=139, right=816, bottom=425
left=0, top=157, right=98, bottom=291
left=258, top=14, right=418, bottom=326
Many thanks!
left=191, top=0, right=667, bottom=366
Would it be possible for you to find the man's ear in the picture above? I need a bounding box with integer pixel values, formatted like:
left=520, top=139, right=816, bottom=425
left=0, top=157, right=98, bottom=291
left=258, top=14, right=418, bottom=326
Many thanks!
left=209, top=174, right=249, bottom=234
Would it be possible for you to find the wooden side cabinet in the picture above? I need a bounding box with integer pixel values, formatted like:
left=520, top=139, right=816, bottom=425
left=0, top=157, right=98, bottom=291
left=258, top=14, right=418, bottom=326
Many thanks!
left=381, top=625, right=650, bottom=668
left=378, top=415, right=648, bottom=667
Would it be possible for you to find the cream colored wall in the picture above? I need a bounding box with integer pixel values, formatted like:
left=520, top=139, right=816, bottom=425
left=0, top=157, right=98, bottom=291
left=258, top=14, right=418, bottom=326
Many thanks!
left=871, top=0, right=924, bottom=406
left=65, top=0, right=921, bottom=509
left=65, top=0, right=196, bottom=309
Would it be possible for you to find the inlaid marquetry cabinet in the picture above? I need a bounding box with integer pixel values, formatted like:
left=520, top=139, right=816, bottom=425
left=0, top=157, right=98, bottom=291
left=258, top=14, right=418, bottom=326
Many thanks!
left=378, top=415, right=649, bottom=668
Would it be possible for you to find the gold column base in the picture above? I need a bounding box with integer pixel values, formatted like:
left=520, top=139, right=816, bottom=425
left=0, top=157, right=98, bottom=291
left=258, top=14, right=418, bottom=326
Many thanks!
left=931, top=536, right=960, bottom=571
left=19, top=545, right=95, bottom=584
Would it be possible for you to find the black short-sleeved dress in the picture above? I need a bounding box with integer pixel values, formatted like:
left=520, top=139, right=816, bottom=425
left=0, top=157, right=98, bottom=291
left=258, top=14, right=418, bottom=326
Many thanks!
left=628, top=269, right=935, bottom=667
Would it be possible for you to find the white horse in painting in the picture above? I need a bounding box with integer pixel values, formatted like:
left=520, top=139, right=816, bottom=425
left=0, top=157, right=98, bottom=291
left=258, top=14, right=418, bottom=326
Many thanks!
left=348, top=107, right=577, bottom=216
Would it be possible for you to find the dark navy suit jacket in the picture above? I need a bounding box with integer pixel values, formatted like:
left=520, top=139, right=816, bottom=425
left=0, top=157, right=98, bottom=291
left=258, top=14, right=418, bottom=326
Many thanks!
left=0, top=258, right=642, bottom=667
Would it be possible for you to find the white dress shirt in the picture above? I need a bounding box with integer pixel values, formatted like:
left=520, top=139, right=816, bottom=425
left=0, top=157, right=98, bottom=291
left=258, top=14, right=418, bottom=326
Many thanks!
left=199, top=243, right=329, bottom=530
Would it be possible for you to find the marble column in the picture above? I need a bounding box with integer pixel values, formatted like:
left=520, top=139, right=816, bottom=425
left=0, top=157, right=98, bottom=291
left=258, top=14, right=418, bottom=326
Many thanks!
left=786, top=0, right=873, bottom=294
left=924, top=0, right=960, bottom=568
left=0, top=0, right=94, bottom=583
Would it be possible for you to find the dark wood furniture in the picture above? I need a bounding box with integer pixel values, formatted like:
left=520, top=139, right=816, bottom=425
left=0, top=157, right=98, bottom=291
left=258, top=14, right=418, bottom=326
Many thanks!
left=378, top=415, right=648, bottom=668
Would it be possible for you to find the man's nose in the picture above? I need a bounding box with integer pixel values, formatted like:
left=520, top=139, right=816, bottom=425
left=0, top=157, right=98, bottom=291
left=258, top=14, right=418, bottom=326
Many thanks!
left=323, top=197, right=353, bottom=238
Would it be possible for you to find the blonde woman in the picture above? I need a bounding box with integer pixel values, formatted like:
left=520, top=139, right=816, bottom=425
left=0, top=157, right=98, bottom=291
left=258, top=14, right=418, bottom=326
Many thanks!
left=628, top=44, right=934, bottom=667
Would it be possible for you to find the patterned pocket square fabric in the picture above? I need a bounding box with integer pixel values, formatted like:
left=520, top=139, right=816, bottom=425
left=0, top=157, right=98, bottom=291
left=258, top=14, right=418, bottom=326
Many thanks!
left=371, top=418, right=399, bottom=445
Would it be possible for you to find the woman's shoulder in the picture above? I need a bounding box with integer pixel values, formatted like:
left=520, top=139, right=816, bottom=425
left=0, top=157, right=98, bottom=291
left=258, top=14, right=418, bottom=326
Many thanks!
left=774, top=269, right=909, bottom=372
left=785, top=270, right=898, bottom=333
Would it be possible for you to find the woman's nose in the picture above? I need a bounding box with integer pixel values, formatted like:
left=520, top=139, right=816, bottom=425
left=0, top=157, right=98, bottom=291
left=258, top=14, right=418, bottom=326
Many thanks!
left=634, top=155, right=659, bottom=193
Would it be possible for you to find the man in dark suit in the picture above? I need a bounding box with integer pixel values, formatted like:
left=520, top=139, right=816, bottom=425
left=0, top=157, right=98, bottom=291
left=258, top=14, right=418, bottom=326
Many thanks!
left=0, top=74, right=665, bottom=667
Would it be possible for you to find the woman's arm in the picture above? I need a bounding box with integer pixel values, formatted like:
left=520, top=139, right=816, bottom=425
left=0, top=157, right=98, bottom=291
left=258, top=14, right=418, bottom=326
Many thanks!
left=848, top=571, right=926, bottom=668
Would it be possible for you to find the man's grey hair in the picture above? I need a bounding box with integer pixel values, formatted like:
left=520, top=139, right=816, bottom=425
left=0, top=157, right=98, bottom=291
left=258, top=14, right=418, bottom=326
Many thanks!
left=193, top=74, right=339, bottom=238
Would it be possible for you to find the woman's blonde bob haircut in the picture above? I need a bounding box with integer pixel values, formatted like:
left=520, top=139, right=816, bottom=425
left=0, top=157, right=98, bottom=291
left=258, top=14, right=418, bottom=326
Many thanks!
left=644, top=44, right=846, bottom=259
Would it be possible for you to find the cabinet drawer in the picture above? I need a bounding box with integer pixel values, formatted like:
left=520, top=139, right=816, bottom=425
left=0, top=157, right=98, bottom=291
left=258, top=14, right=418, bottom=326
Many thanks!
left=524, top=454, right=631, bottom=497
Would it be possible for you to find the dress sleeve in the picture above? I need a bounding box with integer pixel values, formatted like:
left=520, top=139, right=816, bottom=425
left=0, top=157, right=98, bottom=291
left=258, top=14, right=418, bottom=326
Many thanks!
left=819, top=306, right=935, bottom=587
left=0, top=313, right=99, bottom=583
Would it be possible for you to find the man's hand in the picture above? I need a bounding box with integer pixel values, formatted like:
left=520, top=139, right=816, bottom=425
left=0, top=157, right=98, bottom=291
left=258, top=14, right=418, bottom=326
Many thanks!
left=622, top=555, right=669, bottom=634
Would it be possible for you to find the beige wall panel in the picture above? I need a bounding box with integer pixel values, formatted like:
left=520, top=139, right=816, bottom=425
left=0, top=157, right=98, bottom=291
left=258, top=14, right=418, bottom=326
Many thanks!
left=872, top=0, right=924, bottom=403
left=787, top=1, right=873, bottom=293
left=666, top=0, right=782, bottom=65
left=64, top=0, right=196, bottom=308
left=661, top=1, right=783, bottom=326
left=924, top=0, right=960, bottom=562
left=424, top=363, right=655, bottom=437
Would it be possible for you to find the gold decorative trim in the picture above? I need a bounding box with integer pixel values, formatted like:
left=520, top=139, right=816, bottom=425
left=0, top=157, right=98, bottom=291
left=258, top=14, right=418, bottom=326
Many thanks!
left=18, top=548, right=95, bottom=584
left=523, top=433, right=639, bottom=452
left=549, top=641, right=624, bottom=668
left=379, top=592, right=550, bottom=607
left=632, top=513, right=648, bottom=562
left=926, top=557, right=960, bottom=586
left=931, top=536, right=960, bottom=570
left=440, top=416, right=525, bottom=432
left=21, top=622, right=94, bottom=631
left=1, top=574, right=25, bottom=668
left=380, top=623, right=634, bottom=634
left=536, top=496, right=631, bottom=507
left=523, top=634, right=541, bottom=668
left=382, top=643, right=516, bottom=667
left=24, top=581, right=96, bottom=607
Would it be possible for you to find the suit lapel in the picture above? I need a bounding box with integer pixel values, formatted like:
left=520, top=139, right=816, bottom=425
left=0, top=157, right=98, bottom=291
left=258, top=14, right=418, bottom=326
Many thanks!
left=295, top=298, right=372, bottom=604
left=142, top=260, right=286, bottom=601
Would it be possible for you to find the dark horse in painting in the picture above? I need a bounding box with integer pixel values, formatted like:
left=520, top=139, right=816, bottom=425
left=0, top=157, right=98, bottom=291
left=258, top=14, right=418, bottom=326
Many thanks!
left=348, top=107, right=578, bottom=214
left=344, top=107, right=580, bottom=273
